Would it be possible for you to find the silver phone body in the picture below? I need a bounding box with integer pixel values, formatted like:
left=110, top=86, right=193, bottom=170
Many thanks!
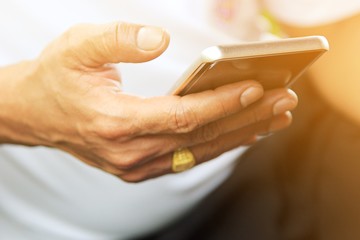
left=170, top=36, right=329, bottom=96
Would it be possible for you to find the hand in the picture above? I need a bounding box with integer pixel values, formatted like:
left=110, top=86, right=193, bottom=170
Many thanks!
left=0, top=22, right=297, bottom=182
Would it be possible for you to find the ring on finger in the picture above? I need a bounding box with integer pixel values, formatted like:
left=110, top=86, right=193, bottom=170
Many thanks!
left=172, top=147, right=196, bottom=172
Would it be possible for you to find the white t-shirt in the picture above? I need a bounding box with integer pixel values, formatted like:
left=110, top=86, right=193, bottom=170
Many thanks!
left=0, top=1, right=252, bottom=239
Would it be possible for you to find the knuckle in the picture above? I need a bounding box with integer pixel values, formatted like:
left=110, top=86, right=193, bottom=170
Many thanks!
left=169, top=102, right=200, bottom=133
left=114, top=21, right=130, bottom=37
left=115, top=21, right=141, bottom=46
left=121, top=173, right=146, bottom=183
left=266, top=121, right=275, bottom=134
left=89, top=102, right=138, bottom=141
left=59, top=24, right=90, bottom=62
left=62, top=24, right=88, bottom=46
left=111, top=155, right=139, bottom=171
left=217, top=100, right=231, bottom=117
left=195, top=123, right=221, bottom=143
left=100, top=22, right=121, bottom=62
left=93, top=124, right=119, bottom=140
left=112, top=21, right=147, bottom=62
left=110, top=148, right=152, bottom=171
left=102, top=165, right=124, bottom=176
left=90, top=116, right=132, bottom=141
left=95, top=124, right=121, bottom=140
left=201, top=138, right=231, bottom=163
left=114, top=22, right=132, bottom=42
left=249, top=109, right=264, bottom=124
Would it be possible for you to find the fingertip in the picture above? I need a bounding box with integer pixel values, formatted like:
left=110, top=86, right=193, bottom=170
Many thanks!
left=287, top=88, right=297, bottom=97
left=214, top=80, right=264, bottom=109
left=136, top=26, right=170, bottom=52
left=240, top=85, right=264, bottom=108
left=272, top=94, right=298, bottom=116
left=269, top=111, right=293, bottom=132
left=284, top=110, right=293, bottom=124
left=287, top=88, right=299, bottom=105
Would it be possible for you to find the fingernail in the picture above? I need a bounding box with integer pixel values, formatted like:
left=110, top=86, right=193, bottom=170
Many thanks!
left=273, top=98, right=297, bottom=115
left=137, top=26, right=165, bottom=51
left=240, top=86, right=263, bottom=108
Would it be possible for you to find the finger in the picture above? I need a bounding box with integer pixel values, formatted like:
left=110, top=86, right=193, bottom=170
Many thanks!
left=127, top=80, right=264, bottom=135
left=61, top=22, right=170, bottom=67
left=242, top=135, right=258, bottom=145
left=118, top=112, right=292, bottom=182
left=63, top=147, right=112, bottom=171
left=97, top=87, right=294, bottom=171
left=207, top=88, right=297, bottom=133
left=111, top=88, right=296, bottom=165
left=187, top=112, right=293, bottom=161
left=191, top=112, right=293, bottom=165
left=178, top=88, right=296, bottom=144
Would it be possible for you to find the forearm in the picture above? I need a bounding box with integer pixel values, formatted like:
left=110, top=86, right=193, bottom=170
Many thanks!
left=0, top=60, right=45, bottom=146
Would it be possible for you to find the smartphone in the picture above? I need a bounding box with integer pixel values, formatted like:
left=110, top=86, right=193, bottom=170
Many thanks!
left=170, top=36, right=329, bottom=96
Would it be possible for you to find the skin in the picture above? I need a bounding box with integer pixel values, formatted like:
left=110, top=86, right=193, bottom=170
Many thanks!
left=277, top=13, right=360, bottom=125
left=0, top=22, right=298, bottom=182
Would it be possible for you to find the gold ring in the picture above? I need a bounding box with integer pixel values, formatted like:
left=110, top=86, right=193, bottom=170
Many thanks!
left=172, top=147, right=196, bottom=172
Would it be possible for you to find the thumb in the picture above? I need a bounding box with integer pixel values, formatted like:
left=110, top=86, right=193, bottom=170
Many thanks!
left=63, top=22, right=170, bottom=67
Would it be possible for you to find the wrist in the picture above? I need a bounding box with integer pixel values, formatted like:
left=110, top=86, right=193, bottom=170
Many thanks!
left=0, top=60, right=50, bottom=146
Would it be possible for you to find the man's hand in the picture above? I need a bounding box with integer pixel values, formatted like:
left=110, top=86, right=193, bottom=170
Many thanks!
left=0, top=22, right=297, bottom=182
